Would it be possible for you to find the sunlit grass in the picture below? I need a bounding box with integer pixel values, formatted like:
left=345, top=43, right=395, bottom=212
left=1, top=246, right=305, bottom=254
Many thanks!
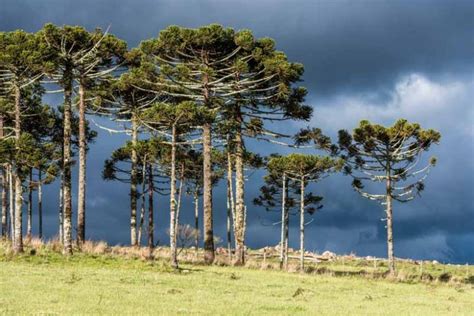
left=0, top=240, right=473, bottom=315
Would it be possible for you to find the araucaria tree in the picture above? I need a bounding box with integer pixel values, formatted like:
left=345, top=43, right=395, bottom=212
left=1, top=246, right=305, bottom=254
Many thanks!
left=137, top=25, right=239, bottom=263
left=337, top=119, right=440, bottom=274
left=217, top=32, right=311, bottom=265
left=141, top=101, right=213, bottom=268
left=103, top=137, right=166, bottom=253
left=137, top=24, right=310, bottom=264
left=40, top=24, right=126, bottom=252
left=0, top=22, right=447, bottom=274
left=93, top=66, right=156, bottom=247
left=265, top=154, right=342, bottom=271
left=0, top=30, right=45, bottom=253
left=254, top=154, right=319, bottom=270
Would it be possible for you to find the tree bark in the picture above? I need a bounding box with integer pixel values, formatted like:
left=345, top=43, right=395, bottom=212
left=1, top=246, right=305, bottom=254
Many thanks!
left=38, top=169, right=43, bottom=239
left=226, top=171, right=232, bottom=262
left=175, top=163, right=184, bottom=234
left=194, top=189, right=199, bottom=257
left=26, top=169, right=33, bottom=241
left=13, top=85, right=23, bottom=254
left=77, top=81, right=87, bottom=246
left=138, top=161, right=146, bottom=246
left=202, top=64, right=215, bottom=264
left=58, top=170, right=64, bottom=244
left=226, top=145, right=234, bottom=261
left=233, top=125, right=245, bottom=265
left=280, top=173, right=287, bottom=270
left=8, top=165, right=14, bottom=243
left=1, top=167, right=7, bottom=239
left=299, top=176, right=305, bottom=272
left=284, top=192, right=290, bottom=270
left=169, top=124, right=178, bottom=268
left=62, top=77, right=73, bottom=255
left=147, top=163, right=154, bottom=256
left=386, top=166, right=395, bottom=275
left=202, top=122, right=214, bottom=264
left=130, top=113, right=138, bottom=246
left=0, top=115, right=7, bottom=239
left=13, top=172, right=22, bottom=253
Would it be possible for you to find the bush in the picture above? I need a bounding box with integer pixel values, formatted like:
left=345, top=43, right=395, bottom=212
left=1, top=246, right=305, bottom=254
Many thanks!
left=438, top=272, right=451, bottom=282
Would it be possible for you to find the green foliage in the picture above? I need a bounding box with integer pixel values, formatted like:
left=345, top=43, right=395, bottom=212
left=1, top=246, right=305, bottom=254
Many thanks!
left=0, top=30, right=45, bottom=84
left=337, top=119, right=441, bottom=202
left=0, top=24, right=449, bottom=279
left=255, top=154, right=342, bottom=214
left=294, top=127, right=333, bottom=151
left=142, top=101, right=215, bottom=132
left=103, top=137, right=167, bottom=182
left=267, top=153, right=343, bottom=180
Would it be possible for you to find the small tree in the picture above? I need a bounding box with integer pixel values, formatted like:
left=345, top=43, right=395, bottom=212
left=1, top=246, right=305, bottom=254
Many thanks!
left=254, top=155, right=321, bottom=270
left=174, top=149, right=223, bottom=258
left=266, top=154, right=342, bottom=271
left=141, top=101, right=213, bottom=268
left=103, top=137, right=167, bottom=253
left=93, top=68, right=156, bottom=247
left=337, top=119, right=440, bottom=274
left=215, top=145, right=263, bottom=261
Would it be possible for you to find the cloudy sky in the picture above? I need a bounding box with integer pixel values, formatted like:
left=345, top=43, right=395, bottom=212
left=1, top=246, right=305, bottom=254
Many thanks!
left=1, top=0, right=473, bottom=263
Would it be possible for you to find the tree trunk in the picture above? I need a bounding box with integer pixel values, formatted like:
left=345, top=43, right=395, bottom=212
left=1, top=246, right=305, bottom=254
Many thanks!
left=13, top=85, right=23, bottom=254
left=8, top=165, right=15, bottom=243
left=299, top=176, right=305, bottom=272
left=1, top=166, right=7, bottom=239
left=194, top=189, right=199, bottom=257
left=226, top=145, right=234, bottom=261
left=202, top=122, right=214, bottom=264
left=233, top=125, right=245, bottom=265
left=386, top=169, right=395, bottom=275
left=58, top=170, right=64, bottom=244
left=0, top=115, right=7, bottom=239
left=138, top=161, right=146, bottom=246
left=77, top=81, right=87, bottom=246
left=26, top=169, right=33, bottom=241
left=202, top=64, right=215, bottom=264
left=62, top=78, right=73, bottom=255
left=130, top=113, right=138, bottom=246
left=175, top=163, right=184, bottom=234
left=13, top=171, right=22, bottom=253
left=147, top=163, right=154, bottom=256
left=226, top=177, right=232, bottom=262
left=38, top=169, right=43, bottom=239
left=280, top=173, right=287, bottom=270
left=284, top=192, right=290, bottom=270
left=169, top=124, right=178, bottom=268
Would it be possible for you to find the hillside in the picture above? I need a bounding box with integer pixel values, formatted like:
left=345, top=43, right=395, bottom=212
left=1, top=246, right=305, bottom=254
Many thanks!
left=1, top=240, right=473, bottom=315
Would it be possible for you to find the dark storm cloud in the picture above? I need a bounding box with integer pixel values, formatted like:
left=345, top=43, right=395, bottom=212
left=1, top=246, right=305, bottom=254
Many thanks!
left=1, top=0, right=473, bottom=263
left=1, top=0, right=473, bottom=95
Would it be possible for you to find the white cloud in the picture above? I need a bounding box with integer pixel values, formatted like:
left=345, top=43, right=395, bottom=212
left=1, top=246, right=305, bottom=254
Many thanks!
left=292, top=73, right=474, bottom=262
left=311, top=73, right=474, bottom=137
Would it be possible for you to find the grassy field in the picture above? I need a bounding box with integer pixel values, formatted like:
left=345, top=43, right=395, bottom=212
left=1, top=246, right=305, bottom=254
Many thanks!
left=1, top=242, right=473, bottom=315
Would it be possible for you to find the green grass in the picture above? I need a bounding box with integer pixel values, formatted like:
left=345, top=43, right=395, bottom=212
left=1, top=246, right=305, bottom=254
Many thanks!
left=0, top=245, right=473, bottom=315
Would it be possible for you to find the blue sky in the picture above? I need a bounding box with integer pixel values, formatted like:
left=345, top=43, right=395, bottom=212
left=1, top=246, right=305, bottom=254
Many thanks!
left=1, top=0, right=473, bottom=263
